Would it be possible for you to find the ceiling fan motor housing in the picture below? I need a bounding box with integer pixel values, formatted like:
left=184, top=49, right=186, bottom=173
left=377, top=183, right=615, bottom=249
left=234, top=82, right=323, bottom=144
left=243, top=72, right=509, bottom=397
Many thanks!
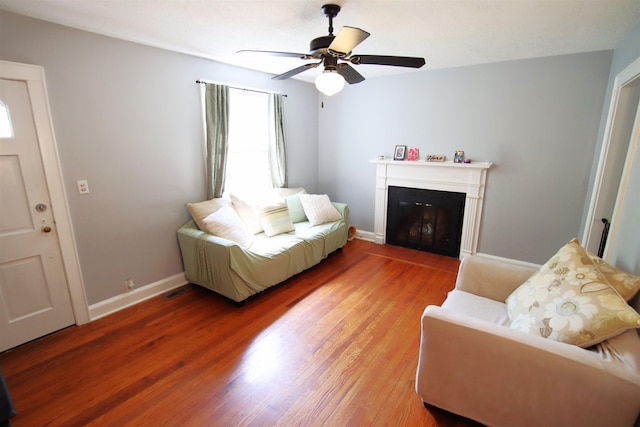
left=321, top=4, right=341, bottom=20
left=310, top=35, right=335, bottom=56
left=311, top=4, right=341, bottom=56
left=239, top=2, right=425, bottom=83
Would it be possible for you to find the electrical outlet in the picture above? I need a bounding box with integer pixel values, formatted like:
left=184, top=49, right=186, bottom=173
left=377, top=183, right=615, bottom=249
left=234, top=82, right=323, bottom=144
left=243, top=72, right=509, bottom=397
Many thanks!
left=77, top=180, right=90, bottom=194
left=125, top=279, right=135, bottom=291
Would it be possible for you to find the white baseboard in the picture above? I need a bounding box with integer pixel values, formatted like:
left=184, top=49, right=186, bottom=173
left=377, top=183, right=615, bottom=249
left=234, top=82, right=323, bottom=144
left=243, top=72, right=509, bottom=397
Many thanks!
left=474, top=252, right=541, bottom=269
left=355, top=228, right=540, bottom=269
left=86, top=247, right=538, bottom=322
left=354, top=229, right=376, bottom=242
left=89, top=273, right=188, bottom=321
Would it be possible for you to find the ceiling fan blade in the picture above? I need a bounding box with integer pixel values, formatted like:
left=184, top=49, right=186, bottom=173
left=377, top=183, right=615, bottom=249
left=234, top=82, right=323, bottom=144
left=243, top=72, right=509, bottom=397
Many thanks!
left=350, top=55, right=426, bottom=68
left=238, top=49, right=312, bottom=60
left=272, top=62, right=320, bottom=80
left=336, top=64, right=365, bottom=84
left=328, top=26, right=370, bottom=56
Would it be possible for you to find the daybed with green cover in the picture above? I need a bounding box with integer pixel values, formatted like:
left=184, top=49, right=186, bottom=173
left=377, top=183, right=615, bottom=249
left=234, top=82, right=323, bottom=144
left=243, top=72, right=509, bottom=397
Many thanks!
left=177, top=189, right=348, bottom=302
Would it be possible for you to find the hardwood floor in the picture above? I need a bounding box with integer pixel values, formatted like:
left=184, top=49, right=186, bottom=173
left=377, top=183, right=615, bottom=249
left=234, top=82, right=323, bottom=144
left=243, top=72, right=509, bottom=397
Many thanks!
left=0, top=240, right=481, bottom=426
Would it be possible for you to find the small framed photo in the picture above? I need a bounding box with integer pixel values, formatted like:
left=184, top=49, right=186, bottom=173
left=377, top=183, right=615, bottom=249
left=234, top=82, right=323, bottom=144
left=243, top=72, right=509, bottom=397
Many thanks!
left=394, top=145, right=407, bottom=160
left=407, top=147, right=419, bottom=161
left=454, top=150, right=464, bottom=163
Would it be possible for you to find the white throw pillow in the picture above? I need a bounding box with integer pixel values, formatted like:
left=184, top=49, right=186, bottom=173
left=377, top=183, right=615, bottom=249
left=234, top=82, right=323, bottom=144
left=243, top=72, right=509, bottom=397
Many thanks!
left=258, top=202, right=295, bottom=237
left=272, top=187, right=306, bottom=199
left=201, top=204, right=254, bottom=248
left=187, top=198, right=231, bottom=231
left=299, top=194, right=342, bottom=226
left=230, top=194, right=263, bottom=234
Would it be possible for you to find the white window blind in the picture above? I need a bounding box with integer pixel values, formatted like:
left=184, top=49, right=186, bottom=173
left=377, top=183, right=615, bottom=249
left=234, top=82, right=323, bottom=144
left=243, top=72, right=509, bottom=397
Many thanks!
left=225, top=88, right=272, bottom=199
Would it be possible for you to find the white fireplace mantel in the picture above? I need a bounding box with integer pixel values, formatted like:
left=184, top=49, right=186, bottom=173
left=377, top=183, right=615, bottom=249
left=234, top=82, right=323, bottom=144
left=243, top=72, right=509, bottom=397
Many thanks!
left=371, top=159, right=492, bottom=259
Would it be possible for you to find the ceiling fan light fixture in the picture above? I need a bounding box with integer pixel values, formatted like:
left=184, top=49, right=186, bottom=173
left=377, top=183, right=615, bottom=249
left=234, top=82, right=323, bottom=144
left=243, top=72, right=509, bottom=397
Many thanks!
left=315, top=70, right=345, bottom=96
left=242, top=4, right=425, bottom=85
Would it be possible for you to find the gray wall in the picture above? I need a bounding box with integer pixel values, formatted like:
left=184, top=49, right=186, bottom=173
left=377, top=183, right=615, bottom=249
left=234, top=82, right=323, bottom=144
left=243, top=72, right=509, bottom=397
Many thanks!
left=583, top=21, right=640, bottom=275
left=0, top=11, right=319, bottom=304
left=318, top=52, right=612, bottom=264
left=0, top=9, right=628, bottom=305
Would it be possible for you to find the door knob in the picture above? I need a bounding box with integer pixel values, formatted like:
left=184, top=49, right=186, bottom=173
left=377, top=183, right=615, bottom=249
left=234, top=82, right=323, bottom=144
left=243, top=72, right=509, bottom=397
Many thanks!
left=42, top=226, right=52, bottom=233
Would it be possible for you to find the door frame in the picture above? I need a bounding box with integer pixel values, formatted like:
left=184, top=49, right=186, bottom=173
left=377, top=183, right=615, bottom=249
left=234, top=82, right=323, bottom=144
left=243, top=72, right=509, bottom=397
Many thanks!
left=0, top=60, right=89, bottom=325
left=605, top=96, right=640, bottom=261
left=582, top=55, right=640, bottom=257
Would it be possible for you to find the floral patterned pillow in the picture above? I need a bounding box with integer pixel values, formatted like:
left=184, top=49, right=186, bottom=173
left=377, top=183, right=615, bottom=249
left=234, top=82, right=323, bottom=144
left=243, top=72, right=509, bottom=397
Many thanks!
left=587, top=252, right=640, bottom=302
left=506, top=239, right=640, bottom=348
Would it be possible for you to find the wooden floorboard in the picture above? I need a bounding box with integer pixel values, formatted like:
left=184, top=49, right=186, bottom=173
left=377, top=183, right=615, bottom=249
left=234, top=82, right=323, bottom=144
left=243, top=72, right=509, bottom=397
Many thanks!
left=0, top=240, right=482, bottom=426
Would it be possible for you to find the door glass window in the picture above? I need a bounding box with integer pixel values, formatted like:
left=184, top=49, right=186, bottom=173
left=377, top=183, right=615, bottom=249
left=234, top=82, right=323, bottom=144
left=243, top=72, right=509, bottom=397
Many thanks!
left=0, top=100, right=14, bottom=138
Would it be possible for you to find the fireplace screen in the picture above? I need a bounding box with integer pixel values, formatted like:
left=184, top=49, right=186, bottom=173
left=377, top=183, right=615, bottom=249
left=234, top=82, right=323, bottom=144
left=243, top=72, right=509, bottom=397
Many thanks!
left=386, top=186, right=465, bottom=258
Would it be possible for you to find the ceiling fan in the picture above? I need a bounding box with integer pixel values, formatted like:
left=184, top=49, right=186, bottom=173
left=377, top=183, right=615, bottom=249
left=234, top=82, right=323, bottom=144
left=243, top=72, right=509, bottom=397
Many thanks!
left=238, top=3, right=426, bottom=96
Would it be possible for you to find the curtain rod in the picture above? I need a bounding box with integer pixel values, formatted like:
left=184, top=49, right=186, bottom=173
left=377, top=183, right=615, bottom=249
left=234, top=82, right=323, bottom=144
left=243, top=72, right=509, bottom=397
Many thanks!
left=195, top=80, right=287, bottom=97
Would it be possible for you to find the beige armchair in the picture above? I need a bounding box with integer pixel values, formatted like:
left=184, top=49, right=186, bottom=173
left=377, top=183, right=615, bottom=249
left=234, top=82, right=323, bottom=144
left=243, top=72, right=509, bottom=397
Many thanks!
left=416, top=255, right=640, bottom=427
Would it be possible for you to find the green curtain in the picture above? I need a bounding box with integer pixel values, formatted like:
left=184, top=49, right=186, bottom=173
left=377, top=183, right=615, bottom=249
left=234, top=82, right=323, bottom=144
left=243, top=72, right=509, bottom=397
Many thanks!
left=204, top=83, right=229, bottom=199
left=269, top=93, right=288, bottom=188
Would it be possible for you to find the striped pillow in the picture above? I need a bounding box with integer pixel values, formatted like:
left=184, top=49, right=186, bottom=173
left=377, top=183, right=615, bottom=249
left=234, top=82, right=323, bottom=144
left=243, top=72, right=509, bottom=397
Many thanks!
left=258, top=203, right=295, bottom=237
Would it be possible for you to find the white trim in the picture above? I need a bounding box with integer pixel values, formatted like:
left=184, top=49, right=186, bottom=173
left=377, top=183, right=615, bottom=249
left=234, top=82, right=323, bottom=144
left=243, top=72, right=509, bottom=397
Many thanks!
left=582, top=55, right=640, bottom=253
left=0, top=60, right=91, bottom=324
left=604, top=97, right=640, bottom=260
left=474, top=252, right=541, bottom=270
left=89, top=273, right=188, bottom=321
left=370, top=159, right=492, bottom=259
left=354, top=230, right=376, bottom=242
left=356, top=229, right=540, bottom=269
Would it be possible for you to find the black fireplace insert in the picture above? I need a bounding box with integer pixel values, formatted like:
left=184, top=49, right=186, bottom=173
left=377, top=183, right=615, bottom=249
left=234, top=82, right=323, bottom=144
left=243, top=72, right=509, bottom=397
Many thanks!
left=386, top=186, right=465, bottom=258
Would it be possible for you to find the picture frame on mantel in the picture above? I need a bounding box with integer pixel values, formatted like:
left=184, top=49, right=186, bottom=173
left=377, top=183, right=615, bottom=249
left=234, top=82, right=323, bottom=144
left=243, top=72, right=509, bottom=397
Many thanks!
left=454, top=150, right=465, bottom=163
left=394, top=145, right=407, bottom=160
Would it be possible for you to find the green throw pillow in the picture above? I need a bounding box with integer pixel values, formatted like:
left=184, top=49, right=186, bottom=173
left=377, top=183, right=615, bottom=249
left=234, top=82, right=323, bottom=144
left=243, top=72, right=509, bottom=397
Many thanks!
left=285, top=193, right=308, bottom=223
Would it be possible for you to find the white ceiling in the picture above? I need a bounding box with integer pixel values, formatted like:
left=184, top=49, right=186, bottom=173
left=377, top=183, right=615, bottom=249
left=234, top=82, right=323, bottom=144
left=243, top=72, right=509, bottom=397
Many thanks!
left=2, top=0, right=640, bottom=83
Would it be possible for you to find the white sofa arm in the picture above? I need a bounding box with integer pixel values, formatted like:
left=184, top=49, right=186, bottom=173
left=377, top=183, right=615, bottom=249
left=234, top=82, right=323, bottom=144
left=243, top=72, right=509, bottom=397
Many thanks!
left=416, top=305, right=640, bottom=427
left=455, top=256, right=537, bottom=302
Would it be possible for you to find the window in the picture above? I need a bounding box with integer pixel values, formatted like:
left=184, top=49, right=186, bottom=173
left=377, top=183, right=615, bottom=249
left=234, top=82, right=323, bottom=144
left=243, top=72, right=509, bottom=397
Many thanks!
left=225, top=89, right=271, bottom=199
left=0, top=101, right=14, bottom=138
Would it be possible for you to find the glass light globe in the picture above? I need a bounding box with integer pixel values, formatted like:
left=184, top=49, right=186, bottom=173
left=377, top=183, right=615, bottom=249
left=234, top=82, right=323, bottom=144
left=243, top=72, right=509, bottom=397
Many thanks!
left=315, top=70, right=345, bottom=96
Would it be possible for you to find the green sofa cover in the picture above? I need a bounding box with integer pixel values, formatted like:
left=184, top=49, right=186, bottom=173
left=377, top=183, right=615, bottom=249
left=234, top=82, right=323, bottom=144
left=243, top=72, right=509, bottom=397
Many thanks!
left=178, top=203, right=349, bottom=302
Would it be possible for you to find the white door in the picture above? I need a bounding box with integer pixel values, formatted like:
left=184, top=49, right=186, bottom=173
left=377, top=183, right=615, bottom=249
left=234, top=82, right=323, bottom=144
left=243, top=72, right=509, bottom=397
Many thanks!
left=0, top=77, right=75, bottom=352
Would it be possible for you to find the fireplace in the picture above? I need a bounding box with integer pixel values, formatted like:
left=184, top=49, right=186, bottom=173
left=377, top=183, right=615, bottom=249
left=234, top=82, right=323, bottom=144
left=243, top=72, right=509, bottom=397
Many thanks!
left=371, top=159, right=492, bottom=259
left=386, top=186, right=465, bottom=258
